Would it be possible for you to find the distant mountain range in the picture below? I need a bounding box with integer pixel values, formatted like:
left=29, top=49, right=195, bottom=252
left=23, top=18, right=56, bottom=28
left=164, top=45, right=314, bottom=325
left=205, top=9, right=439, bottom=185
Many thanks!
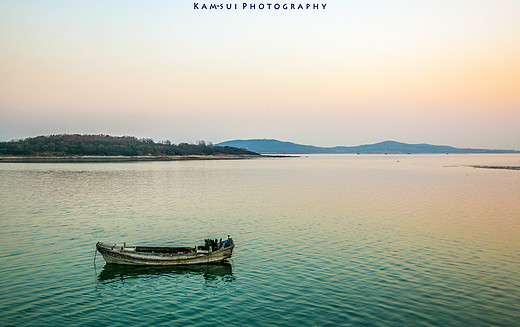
left=217, top=139, right=519, bottom=154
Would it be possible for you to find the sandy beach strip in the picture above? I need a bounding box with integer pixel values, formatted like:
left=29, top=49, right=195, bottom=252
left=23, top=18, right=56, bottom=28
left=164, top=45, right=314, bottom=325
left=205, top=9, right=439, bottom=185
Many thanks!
left=0, top=155, right=261, bottom=163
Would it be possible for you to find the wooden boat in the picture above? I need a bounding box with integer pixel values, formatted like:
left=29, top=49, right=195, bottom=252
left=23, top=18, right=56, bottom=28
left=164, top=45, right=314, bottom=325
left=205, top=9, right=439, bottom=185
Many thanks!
left=96, top=236, right=234, bottom=266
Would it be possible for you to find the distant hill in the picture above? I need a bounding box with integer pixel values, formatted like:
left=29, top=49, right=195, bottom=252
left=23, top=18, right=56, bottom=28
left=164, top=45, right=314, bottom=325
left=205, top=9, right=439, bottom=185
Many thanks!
left=217, top=139, right=519, bottom=154
left=0, top=134, right=259, bottom=157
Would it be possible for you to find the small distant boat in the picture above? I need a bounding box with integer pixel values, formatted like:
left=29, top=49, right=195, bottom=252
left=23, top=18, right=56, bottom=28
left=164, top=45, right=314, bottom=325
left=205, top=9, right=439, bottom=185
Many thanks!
left=96, top=236, right=234, bottom=266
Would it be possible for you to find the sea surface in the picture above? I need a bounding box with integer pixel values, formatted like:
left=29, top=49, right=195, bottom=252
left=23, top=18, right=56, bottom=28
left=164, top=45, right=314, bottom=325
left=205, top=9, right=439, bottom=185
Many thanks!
left=1, top=154, right=519, bottom=326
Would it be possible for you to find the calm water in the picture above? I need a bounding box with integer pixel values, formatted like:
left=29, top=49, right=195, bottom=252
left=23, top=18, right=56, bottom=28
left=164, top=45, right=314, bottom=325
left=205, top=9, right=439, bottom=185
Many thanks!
left=1, top=154, right=519, bottom=326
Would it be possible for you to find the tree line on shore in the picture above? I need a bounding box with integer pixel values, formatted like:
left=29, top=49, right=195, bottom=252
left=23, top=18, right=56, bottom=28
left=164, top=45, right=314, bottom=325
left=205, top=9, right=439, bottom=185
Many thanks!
left=0, top=134, right=258, bottom=157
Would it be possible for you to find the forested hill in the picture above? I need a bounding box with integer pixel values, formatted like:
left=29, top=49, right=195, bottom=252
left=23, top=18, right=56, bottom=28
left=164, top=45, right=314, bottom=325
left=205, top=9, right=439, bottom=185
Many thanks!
left=0, top=134, right=259, bottom=156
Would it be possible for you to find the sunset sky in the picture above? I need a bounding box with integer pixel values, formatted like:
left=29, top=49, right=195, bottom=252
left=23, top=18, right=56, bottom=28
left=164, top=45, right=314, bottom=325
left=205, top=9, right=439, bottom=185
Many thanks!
left=1, top=1, right=519, bottom=149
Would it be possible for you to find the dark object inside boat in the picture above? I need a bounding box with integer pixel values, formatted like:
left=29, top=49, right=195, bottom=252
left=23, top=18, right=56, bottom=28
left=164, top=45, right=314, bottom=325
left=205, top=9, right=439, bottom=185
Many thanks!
left=134, top=246, right=194, bottom=254
left=197, top=238, right=232, bottom=251
left=132, top=237, right=233, bottom=254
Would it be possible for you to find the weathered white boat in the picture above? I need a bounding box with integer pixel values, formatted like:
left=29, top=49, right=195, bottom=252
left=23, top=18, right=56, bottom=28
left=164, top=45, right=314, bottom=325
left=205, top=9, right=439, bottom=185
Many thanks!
left=96, top=236, right=234, bottom=266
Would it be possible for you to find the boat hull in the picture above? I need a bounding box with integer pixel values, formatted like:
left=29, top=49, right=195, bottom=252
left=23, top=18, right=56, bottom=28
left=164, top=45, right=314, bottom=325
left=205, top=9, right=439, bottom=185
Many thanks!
left=96, top=242, right=234, bottom=266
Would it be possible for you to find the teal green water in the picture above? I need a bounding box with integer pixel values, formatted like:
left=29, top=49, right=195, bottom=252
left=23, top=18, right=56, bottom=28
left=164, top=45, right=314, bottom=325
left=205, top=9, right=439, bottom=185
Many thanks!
left=1, top=155, right=519, bottom=326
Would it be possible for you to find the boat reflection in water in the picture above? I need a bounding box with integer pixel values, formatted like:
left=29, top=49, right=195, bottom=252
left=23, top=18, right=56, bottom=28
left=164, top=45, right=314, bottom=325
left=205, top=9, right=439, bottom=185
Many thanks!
left=97, top=261, right=235, bottom=283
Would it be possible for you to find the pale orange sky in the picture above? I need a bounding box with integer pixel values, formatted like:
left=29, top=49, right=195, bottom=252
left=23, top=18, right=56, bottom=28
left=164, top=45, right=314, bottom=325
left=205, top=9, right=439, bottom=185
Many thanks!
left=1, top=1, right=519, bottom=149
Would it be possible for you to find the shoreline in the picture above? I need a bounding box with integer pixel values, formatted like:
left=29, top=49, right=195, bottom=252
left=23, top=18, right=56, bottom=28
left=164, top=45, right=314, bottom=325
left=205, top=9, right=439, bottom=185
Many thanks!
left=469, top=165, right=520, bottom=171
left=0, top=155, right=264, bottom=163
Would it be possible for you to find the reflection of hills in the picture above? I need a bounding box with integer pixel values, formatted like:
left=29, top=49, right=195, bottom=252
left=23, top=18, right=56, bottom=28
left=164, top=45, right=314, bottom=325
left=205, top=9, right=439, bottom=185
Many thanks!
left=97, top=262, right=234, bottom=283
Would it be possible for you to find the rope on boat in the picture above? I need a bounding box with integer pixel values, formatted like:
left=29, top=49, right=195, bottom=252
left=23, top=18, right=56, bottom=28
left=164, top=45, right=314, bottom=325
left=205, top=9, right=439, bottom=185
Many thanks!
left=93, top=246, right=97, bottom=267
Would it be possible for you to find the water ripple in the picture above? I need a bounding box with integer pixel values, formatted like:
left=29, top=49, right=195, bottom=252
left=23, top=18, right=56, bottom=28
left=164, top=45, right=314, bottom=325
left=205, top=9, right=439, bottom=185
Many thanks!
left=1, top=156, right=520, bottom=326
